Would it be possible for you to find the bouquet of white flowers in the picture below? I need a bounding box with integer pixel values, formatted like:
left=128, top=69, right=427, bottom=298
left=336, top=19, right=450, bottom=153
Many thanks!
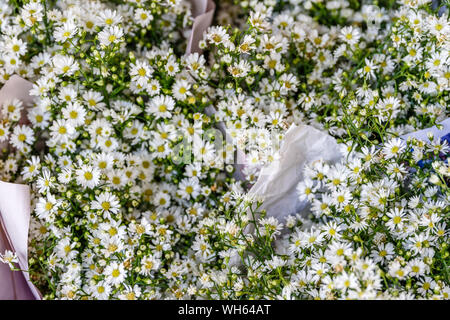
left=0, top=0, right=448, bottom=300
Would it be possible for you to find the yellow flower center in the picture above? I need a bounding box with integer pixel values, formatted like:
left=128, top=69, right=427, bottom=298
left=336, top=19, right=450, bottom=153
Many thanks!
left=112, top=176, right=121, bottom=185
left=138, top=68, right=146, bottom=76
left=136, top=225, right=145, bottom=234
left=45, top=202, right=53, bottom=211
left=145, top=260, right=153, bottom=269
left=111, top=269, right=120, bottom=277
left=102, top=202, right=111, bottom=211
left=18, top=134, right=26, bottom=142
left=84, top=172, right=93, bottom=180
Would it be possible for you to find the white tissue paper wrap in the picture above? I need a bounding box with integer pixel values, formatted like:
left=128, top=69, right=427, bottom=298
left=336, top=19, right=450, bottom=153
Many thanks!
left=248, top=123, right=342, bottom=222
left=401, top=118, right=450, bottom=142
left=229, top=124, right=342, bottom=266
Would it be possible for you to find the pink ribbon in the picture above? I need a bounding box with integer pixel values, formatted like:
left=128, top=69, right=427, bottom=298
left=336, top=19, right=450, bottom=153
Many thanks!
left=186, top=0, right=216, bottom=54
left=0, top=75, right=34, bottom=151
left=0, top=181, right=41, bottom=300
left=186, top=1, right=249, bottom=180
left=0, top=76, right=41, bottom=300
